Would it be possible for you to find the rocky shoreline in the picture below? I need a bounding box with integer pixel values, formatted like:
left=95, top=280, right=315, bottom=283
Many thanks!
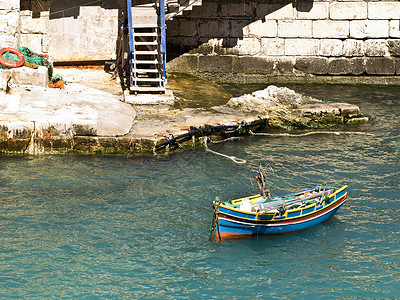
left=0, top=67, right=368, bottom=156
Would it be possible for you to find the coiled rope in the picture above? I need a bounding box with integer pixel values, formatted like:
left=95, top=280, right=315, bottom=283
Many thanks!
left=203, top=136, right=246, bottom=164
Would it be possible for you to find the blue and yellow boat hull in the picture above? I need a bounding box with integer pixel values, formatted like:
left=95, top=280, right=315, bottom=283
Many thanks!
left=213, top=185, right=348, bottom=241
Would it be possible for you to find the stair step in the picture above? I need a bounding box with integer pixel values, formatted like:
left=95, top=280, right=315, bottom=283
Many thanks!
left=133, top=32, right=158, bottom=37
left=133, top=59, right=159, bottom=64
left=130, top=86, right=166, bottom=92
left=132, top=24, right=158, bottom=29
left=134, top=50, right=158, bottom=55
left=134, top=41, right=158, bottom=46
left=134, top=78, right=164, bottom=82
left=133, top=68, right=161, bottom=73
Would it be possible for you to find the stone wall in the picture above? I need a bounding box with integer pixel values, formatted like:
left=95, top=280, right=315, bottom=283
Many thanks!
left=14, top=0, right=121, bottom=61
left=0, top=0, right=20, bottom=48
left=166, top=0, right=400, bottom=80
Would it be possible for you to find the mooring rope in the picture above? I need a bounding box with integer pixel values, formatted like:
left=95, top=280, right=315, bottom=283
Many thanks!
left=209, top=197, right=222, bottom=241
left=203, top=136, right=247, bottom=164
left=249, top=130, right=373, bottom=137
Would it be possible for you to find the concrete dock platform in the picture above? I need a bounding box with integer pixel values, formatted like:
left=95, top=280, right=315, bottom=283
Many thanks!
left=0, top=66, right=369, bottom=155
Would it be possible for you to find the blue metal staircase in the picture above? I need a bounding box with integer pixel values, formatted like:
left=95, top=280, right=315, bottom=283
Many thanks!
left=126, top=0, right=166, bottom=94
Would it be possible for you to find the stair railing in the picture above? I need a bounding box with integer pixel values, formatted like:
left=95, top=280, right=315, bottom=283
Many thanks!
left=159, top=0, right=167, bottom=84
left=126, top=0, right=134, bottom=88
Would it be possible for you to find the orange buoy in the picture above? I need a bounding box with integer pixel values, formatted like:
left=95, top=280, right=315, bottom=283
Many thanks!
left=0, top=47, right=25, bottom=68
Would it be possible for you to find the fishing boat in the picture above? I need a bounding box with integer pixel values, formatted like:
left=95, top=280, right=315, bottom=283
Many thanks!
left=210, top=185, right=348, bottom=241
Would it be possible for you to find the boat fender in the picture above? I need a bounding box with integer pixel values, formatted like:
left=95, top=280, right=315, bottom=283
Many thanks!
left=0, top=48, right=25, bottom=68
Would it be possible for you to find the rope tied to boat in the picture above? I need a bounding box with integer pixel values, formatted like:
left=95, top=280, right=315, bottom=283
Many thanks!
left=203, top=136, right=246, bottom=164
left=209, top=196, right=223, bottom=241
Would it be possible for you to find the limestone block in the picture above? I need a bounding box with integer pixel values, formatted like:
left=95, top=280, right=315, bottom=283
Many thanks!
left=0, top=34, right=17, bottom=47
left=20, top=14, right=48, bottom=34
left=296, top=2, right=328, bottom=20
left=343, top=39, right=365, bottom=57
left=10, top=66, right=49, bottom=87
left=178, top=20, right=197, bottom=37
left=0, top=0, right=19, bottom=10
left=389, top=20, right=400, bottom=38
left=388, top=40, right=400, bottom=57
left=232, top=56, right=274, bottom=74
left=285, top=39, right=319, bottom=56
left=257, top=3, right=294, bottom=20
left=368, top=2, right=400, bottom=20
left=244, top=20, right=277, bottom=38
left=348, top=58, right=365, bottom=75
left=198, top=20, right=229, bottom=38
left=319, top=39, right=343, bottom=57
left=365, top=57, right=396, bottom=75
left=313, top=20, right=349, bottom=38
left=365, top=40, right=389, bottom=57
left=294, top=57, right=329, bottom=75
left=328, top=58, right=360, bottom=75
left=396, top=59, right=400, bottom=75
left=278, top=20, right=312, bottom=38
left=261, top=38, right=285, bottom=55
left=7, top=10, right=19, bottom=29
left=330, top=2, right=367, bottom=20
left=275, top=57, right=295, bottom=74
left=198, top=55, right=233, bottom=73
left=350, top=20, right=389, bottom=38
left=225, top=38, right=261, bottom=56
left=230, top=19, right=250, bottom=39
left=0, top=15, right=7, bottom=32
left=221, top=2, right=253, bottom=17
left=19, top=34, right=43, bottom=53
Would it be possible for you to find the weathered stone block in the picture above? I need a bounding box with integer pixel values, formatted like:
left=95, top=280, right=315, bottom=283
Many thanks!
left=244, top=20, right=277, bottom=38
left=295, top=57, right=329, bottom=75
left=232, top=57, right=274, bottom=74
left=261, top=38, right=285, bottom=56
left=319, top=39, right=343, bottom=57
left=328, top=58, right=352, bottom=75
left=396, top=59, right=400, bottom=75
left=221, top=2, right=253, bottom=17
left=198, top=55, right=233, bottom=73
left=11, top=66, right=49, bottom=87
left=296, top=2, right=328, bottom=20
left=389, top=20, right=400, bottom=38
left=350, top=20, right=389, bottom=38
left=72, top=124, right=97, bottom=136
left=19, top=33, right=43, bottom=53
left=20, top=15, right=48, bottom=34
left=365, top=57, right=396, bottom=75
left=225, top=38, right=261, bottom=56
left=275, top=57, right=294, bottom=74
left=388, top=40, right=400, bottom=57
left=278, top=20, right=312, bottom=38
left=365, top=39, right=389, bottom=57
left=257, top=3, right=294, bottom=20
left=313, top=20, right=349, bottom=38
left=178, top=20, right=197, bottom=37
left=285, top=39, right=319, bottom=56
left=343, top=39, right=365, bottom=57
left=330, top=2, right=367, bottom=20
left=348, top=58, right=365, bottom=75
left=368, top=2, right=400, bottom=20
left=0, top=0, right=19, bottom=10
left=230, top=19, right=250, bottom=39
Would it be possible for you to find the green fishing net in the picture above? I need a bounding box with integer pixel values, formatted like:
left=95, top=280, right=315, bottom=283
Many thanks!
left=0, top=46, right=53, bottom=79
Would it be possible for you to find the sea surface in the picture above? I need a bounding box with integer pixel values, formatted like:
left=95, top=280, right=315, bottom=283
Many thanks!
left=0, top=84, right=399, bottom=299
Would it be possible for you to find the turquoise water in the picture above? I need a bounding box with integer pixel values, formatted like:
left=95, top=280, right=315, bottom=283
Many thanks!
left=0, top=84, right=399, bottom=299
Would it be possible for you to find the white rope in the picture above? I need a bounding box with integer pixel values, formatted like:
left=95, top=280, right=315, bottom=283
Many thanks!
left=249, top=130, right=373, bottom=137
left=203, top=137, right=247, bottom=164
